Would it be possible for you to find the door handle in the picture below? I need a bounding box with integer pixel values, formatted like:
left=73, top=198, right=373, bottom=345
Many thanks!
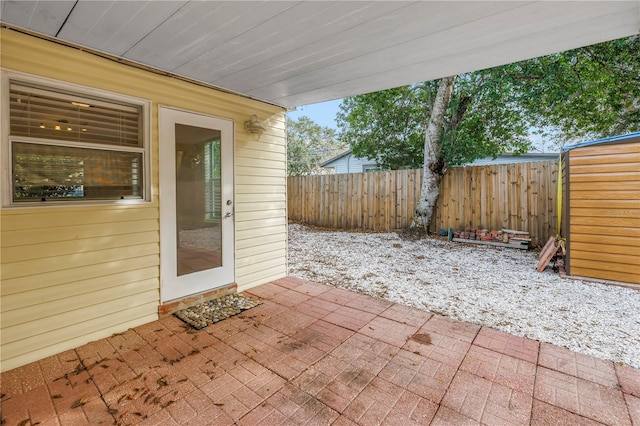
left=225, top=211, right=233, bottom=218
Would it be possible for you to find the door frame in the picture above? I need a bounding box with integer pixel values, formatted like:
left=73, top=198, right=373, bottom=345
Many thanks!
left=158, top=106, right=235, bottom=303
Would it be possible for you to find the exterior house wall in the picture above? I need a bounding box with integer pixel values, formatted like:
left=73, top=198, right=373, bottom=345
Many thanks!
left=0, top=29, right=287, bottom=371
left=322, top=152, right=377, bottom=174
left=564, top=136, right=640, bottom=285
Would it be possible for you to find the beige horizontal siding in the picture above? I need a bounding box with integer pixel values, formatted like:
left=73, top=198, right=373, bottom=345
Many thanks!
left=236, top=264, right=288, bottom=292
left=3, top=314, right=160, bottom=369
left=235, top=232, right=287, bottom=250
left=236, top=225, right=287, bottom=242
left=2, top=267, right=159, bottom=311
left=236, top=147, right=286, bottom=162
left=1, top=205, right=160, bottom=230
left=1, top=255, right=160, bottom=296
left=0, top=28, right=287, bottom=371
left=2, top=243, right=159, bottom=280
left=567, top=141, right=640, bottom=285
left=1, top=219, right=158, bottom=247
left=2, top=302, right=159, bottom=366
left=235, top=208, right=287, bottom=223
left=1, top=231, right=159, bottom=264
left=236, top=175, right=286, bottom=187
left=236, top=248, right=287, bottom=269
left=236, top=217, right=288, bottom=232
left=2, top=290, right=159, bottom=340
left=3, top=282, right=158, bottom=331
left=236, top=161, right=287, bottom=175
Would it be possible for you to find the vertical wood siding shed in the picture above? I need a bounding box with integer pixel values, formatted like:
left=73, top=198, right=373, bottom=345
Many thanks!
left=562, top=132, right=640, bottom=285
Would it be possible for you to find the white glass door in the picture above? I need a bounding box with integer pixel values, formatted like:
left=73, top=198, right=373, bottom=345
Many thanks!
left=159, top=107, right=234, bottom=302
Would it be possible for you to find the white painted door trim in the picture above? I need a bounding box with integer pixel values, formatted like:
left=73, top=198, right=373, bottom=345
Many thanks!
left=158, top=106, right=234, bottom=303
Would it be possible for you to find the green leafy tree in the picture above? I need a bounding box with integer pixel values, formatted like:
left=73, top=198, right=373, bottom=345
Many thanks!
left=286, top=116, right=346, bottom=176
left=337, top=73, right=534, bottom=171
left=509, top=35, right=640, bottom=144
left=337, top=35, right=639, bottom=227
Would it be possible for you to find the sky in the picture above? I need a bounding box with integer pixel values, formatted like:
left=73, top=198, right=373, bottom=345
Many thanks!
left=286, top=99, right=342, bottom=130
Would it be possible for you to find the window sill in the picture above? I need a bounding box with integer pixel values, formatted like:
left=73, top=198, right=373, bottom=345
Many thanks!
left=1, top=198, right=154, bottom=211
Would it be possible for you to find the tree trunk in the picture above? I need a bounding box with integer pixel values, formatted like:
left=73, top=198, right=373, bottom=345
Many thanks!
left=413, top=75, right=456, bottom=229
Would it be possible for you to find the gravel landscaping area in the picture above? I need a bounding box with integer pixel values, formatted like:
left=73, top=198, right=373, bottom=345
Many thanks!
left=287, top=223, right=640, bottom=369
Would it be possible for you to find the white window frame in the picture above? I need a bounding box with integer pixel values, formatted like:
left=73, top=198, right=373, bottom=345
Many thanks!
left=1, top=69, right=152, bottom=207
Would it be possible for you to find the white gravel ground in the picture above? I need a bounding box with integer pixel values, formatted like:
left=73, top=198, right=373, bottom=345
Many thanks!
left=287, top=223, right=640, bottom=369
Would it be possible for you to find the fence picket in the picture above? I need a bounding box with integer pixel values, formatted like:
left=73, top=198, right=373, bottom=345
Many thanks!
left=287, top=161, right=557, bottom=245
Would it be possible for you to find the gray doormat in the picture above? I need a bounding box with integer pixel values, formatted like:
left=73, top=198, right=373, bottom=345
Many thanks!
left=174, top=293, right=262, bottom=330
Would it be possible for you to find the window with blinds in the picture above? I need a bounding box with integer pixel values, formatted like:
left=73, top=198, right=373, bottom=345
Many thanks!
left=8, top=81, right=146, bottom=203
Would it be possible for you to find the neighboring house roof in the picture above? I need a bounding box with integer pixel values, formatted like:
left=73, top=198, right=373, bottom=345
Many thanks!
left=320, top=150, right=380, bottom=174
left=320, top=150, right=353, bottom=167
left=0, top=2, right=636, bottom=109
left=561, top=131, right=640, bottom=152
left=462, top=153, right=558, bottom=166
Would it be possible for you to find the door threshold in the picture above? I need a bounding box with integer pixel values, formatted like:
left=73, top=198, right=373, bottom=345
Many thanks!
left=158, top=283, right=237, bottom=317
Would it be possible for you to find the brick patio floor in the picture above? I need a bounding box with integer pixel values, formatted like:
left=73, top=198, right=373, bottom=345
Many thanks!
left=2, top=277, right=639, bottom=425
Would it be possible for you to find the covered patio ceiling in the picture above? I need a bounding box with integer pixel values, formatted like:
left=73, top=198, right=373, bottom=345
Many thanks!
left=1, top=1, right=638, bottom=109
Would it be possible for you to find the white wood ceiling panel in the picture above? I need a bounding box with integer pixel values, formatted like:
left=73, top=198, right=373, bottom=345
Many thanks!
left=120, top=1, right=240, bottom=69
left=56, top=0, right=187, bottom=55
left=173, top=1, right=382, bottom=82
left=121, top=2, right=294, bottom=71
left=210, top=1, right=454, bottom=90
left=245, top=2, right=634, bottom=103
left=216, top=2, right=519, bottom=94
left=0, top=0, right=75, bottom=36
left=272, top=3, right=640, bottom=107
left=248, top=3, right=568, bottom=97
left=1, top=0, right=638, bottom=108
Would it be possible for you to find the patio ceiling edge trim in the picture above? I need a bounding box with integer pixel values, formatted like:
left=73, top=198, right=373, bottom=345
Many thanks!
left=0, top=24, right=287, bottom=111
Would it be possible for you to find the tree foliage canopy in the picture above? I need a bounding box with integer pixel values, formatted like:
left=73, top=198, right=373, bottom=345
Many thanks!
left=337, top=36, right=639, bottom=171
left=286, top=116, right=346, bottom=176
left=510, top=35, right=639, bottom=140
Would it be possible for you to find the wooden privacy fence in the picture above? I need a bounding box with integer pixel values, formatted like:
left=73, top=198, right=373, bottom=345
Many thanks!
left=287, top=161, right=559, bottom=246
left=288, top=169, right=423, bottom=231
left=431, top=161, right=558, bottom=247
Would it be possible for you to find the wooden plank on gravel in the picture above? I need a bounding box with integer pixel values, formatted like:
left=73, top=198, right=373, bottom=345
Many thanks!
left=452, top=238, right=529, bottom=249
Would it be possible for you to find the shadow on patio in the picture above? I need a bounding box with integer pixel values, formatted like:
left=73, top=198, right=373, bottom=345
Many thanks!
left=1, top=277, right=639, bottom=425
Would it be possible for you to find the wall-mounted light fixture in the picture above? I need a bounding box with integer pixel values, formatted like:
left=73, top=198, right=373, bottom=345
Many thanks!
left=244, top=114, right=266, bottom=135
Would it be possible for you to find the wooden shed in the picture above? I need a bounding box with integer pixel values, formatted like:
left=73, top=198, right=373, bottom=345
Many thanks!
left=561, top=132, right=640, bottom=285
